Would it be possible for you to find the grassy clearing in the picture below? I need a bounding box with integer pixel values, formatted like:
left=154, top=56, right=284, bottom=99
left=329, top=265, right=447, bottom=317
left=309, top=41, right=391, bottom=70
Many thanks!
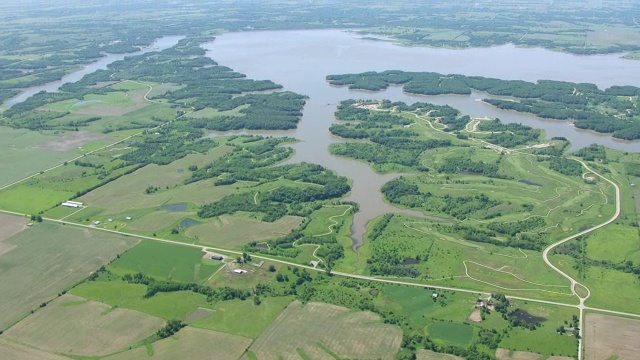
left=363, top=214, right=574, bottom=303
left=105, top=327, right=251, bottom=360
left=189, top=104, right=249, bottom=118
left=498, top=300, right=578, bottom=357
left=109, top=240, right=221, bottom=283
left=585, top=224, right=640, bottom=264
left=186, top=214, right=304, bottom=249
left=584, top=313, right=640, bottom=360
left=192, top=296, right=293, bottom=338
left=0, top=338, right=72, bottom=360
left=207, top=260, right=279, bottom=290
left=247, top=300, right=402, bottom=360
left=552, top=253, right=640, bottom=314
left=70, top=280, right=213, bottom=321
left=0, top=221, right=137, bottom=330
left=428, top=321, right=474, bottom=346
left=2, top=294, right=164, bottom=357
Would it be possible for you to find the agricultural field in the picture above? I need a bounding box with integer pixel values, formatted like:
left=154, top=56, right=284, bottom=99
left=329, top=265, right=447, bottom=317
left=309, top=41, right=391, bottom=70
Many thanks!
left=108, top=240, right=222, bottom=283
left=104, top=327, right=251, bottom=360
left=0, top=126, right=90, bottom=187
left=191, top=296, right=293, bottom=338
left=0, top=221, right=137, bottom=330
left=71, top=281, right=214, bottom=321
left=0, top=338, right=72, bottom=360
left=0, top=214, right=27, bottom=256
left=245, top=300, right=402, bottom=360
left=417, top=349, right=464, bottom=360
left=2, top=294, right=164, bottom=357
left=584, top=313, right=640, bottom=360
left=186, top=214, right=304, bottom=248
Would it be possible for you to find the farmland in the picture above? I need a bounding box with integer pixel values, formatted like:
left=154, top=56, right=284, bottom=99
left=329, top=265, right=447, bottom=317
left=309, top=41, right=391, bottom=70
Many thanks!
left=584, top=313, right=640, bottom=360
left=0, top=220, right=137, bottom=330
left=104, top=327, right=251, bottom=360
left=246, top=300, right=403, bottom=360
left=2, top=294, right=164, bottom=357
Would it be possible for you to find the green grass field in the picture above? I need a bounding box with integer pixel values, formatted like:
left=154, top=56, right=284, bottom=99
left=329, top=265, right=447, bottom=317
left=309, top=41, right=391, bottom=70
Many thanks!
left=105, top=326, right=251, bottom=360
left=109, top=240, right=221, bottom=283
left=0, top=221, right=137, bottom=330
left=186, top=214, right=304, bottom=249
left=428, top=321, right=474, bottom=346
left=70, top=280, right=213, bottom=321
left=2, top=294, right=164, bottom=357
left=247, top=301, right=402, bottom=360
left=191, top=296, right=293, bottom=338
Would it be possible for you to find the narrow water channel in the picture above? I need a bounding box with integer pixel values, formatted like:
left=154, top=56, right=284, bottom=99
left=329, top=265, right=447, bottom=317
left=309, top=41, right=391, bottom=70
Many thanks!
left=3, top=35, right=184, bottom=108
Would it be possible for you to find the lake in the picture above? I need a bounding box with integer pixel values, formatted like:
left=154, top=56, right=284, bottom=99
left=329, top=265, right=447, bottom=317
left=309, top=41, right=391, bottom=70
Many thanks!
left=203, top=29, right=640, bottom=248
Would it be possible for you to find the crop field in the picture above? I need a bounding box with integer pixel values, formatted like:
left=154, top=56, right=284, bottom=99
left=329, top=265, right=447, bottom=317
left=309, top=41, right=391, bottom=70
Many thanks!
left=75, top=146, right=234, bottom=214
left=246, top=301, right=402, bottom=360
left=495, top=349, right=572, bottom=360
left=417, top=349, right=464, bottom=360
left=108, top=240, right=221, bottom=282
left=584, top=313, right=640, bottom=360
left=105, top=327, right=252, bottom=360
left=0, top=214, right=27, bottom=256
left=0, top=338, right=72, bottom=360
left=0, top=126, right=84, bottom=187
left=186, top=214, right=304, bottom=248
left=191, top=296, right=293, bottom=338
left=2, top=294, right=164, bottom=357
left=71, top=280, right=214, bottom=321
left=0, top=221, right=137, bottom=330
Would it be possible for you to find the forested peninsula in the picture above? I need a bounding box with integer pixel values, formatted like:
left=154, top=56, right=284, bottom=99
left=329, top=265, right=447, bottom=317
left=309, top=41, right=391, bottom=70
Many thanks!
left=327, top=71, right=640, bottom=140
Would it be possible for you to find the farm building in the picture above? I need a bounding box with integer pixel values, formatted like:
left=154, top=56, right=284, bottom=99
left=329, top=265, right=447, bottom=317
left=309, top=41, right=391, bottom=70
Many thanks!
left=233, top=269, right=247, bottom=274
left=211, top=254, right=224, bottom=260
left=61, top=202, right=82, bottom=208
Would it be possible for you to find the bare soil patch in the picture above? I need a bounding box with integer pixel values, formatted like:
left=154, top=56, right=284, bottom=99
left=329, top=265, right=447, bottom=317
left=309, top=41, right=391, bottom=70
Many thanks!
left=585, top=313, right=640, bottom=360
left=185, top=308, right=213, bottom=323
left=0, top=214, right=28, bottom=257
left=496, top=348, right=541, bottom=360
left=468, top=308, right=482, bottom=322
left=34, top=131, right=110, bottom=151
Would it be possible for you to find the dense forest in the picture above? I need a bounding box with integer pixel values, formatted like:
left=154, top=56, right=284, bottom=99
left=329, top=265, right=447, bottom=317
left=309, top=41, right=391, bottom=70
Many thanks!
left=327, top=71, right=640, bottom=139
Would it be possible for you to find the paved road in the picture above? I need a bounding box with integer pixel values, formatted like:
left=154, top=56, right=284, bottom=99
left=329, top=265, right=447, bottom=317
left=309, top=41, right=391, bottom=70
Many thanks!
left=540, top=158, right=621, bottom=360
